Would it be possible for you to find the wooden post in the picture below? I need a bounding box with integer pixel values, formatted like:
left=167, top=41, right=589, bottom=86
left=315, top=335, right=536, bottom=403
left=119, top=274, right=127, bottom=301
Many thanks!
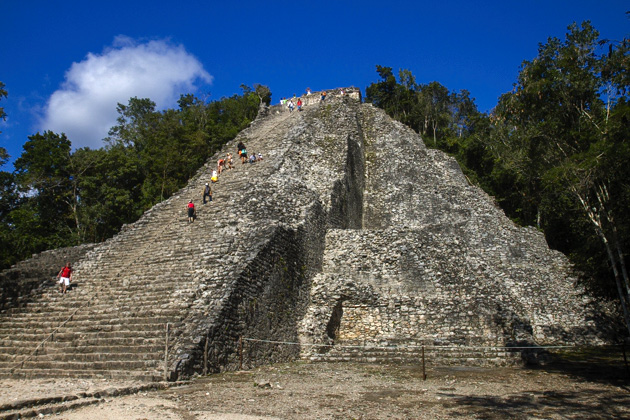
left=422, top=345, right=427, bottom=381
left=239, top=336, right=243, bottom=371
left=203, top=336, right=209, bottom=376
left=164, top=323, right=170, bottom=381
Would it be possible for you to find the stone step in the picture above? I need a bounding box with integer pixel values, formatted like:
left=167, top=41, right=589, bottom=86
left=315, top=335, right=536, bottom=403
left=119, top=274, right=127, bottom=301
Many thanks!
left=0, top=368, right=163, bottom=381
left=0, top=315, right=174, bottom=329
left=49, top=279, right=200, bottom=292
left=1, top=358, right=160, bottom=371
left=0, top=337, right=164, bottom=352
left=0, top=379, right=177, bottom=418
left=0, top=328, right=165, bottom=349
left=54, top=274, right=201, bottom=286
left=0, top=316, right=178, bottom=332
left=0, top=335, right=166, bottom=349
left=0, top=329, right=164, bottom=341
left=7, top=293, right=197, bottom=312
left=0, top=311, right=187, bottom=330
left=69, top=281, right=170, bottom=295
left=2, top=307, right=181, bottom=319
left=1, top=320, right=170, bottom=333
left=0, top=329, right=170, bottom=344
left=17, top=283, right=201, bottom=296
left=307, top=354, right=522, bottom=367
left=79, top=253, right=201, bottom=271
left=86, top=291, right=199, bottom=302
left=0, top=329, right=168, bottom=346
left=0, top=350, right=163, bottom=364
left=0, top=335, right=168, bottom=351
left=0, top=343, right=164, bottom=358
left=0, top=310, right=185, bottom=327
left=41, top=275, right=201, bottom=290
left=2, top=304, right=186, bottom=318
left=0, top=396, right=102, bottom=419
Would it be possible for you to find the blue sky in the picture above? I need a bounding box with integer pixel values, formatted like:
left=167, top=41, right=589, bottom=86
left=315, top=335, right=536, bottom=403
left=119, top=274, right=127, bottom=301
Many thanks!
left=1, top=1, right=628, bottom=169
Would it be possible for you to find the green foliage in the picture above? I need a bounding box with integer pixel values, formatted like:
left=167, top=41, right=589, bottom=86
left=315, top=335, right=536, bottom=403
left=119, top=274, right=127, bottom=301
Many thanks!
left=0, top=148, right=8, bottom=167
left=13, top=131, right=77, bottom=247
left=0, top=81, right=7, bottom=127
left=366, top=66, right=485, bottom=148
left=490, top=21, right=629, bottom=300
left=253, top=84, right=272, bottom=106
left=0, top=169, right=22, bottom=267
left=0, top=81, right=16, bottom=266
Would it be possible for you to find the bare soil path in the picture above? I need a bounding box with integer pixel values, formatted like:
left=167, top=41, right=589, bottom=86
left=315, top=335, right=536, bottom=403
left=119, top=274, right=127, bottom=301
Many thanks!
left=2, top=354, right=630, bottom=419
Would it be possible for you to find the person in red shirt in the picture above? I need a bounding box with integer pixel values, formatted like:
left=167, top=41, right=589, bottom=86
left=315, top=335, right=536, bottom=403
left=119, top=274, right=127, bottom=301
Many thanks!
left=56, top=262, right=73, bottom=294
left=187, top=200, right=196, bottom=223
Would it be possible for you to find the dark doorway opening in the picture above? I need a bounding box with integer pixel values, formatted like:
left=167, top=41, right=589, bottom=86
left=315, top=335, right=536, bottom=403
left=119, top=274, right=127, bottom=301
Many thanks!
left=326, top=301, right=344, bottom=341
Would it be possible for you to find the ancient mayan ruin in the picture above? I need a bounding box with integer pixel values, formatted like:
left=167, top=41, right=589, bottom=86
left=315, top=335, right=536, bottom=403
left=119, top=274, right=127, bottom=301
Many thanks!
left=0, top=88, right=616, bottom=381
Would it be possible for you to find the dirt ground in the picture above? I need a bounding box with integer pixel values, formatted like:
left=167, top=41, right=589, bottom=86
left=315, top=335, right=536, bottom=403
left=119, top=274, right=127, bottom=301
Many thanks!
left=2, top=355, right=630, bottom=419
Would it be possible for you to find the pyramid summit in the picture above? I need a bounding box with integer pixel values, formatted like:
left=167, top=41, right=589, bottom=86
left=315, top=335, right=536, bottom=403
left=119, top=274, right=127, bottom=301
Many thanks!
left=0, top=88, right=616, bottom=381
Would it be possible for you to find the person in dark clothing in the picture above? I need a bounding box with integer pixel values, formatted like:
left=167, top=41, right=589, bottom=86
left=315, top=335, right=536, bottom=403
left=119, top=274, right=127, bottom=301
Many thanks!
left=203, top=183, right=212, bottom=204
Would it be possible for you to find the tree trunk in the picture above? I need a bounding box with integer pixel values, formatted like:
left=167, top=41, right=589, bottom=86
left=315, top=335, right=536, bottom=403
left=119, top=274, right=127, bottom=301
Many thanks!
left=612, top=225, right=630, bottom=303
left=601, top=229, right=630, bottom=336
left=575, top=189, right=630, bottom=336
left=595, top=185, right=630, bottom=302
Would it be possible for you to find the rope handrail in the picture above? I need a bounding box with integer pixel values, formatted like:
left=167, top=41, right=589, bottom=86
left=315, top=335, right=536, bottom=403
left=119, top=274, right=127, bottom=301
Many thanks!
left=242, top=337, right=620, bottom=351
left=10, top=301, right=89, bottom=373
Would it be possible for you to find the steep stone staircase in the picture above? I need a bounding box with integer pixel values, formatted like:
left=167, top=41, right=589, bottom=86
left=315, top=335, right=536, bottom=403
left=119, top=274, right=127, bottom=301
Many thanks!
left=0, top=102, right=300, bottom=380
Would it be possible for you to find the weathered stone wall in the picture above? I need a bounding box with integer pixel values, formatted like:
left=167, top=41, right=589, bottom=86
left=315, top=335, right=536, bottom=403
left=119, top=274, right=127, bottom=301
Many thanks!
left=300, top=228, right=610, bottom=350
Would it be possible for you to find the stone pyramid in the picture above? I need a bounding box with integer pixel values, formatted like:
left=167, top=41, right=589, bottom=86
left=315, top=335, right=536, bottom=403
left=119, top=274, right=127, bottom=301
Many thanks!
left=0, top=88, right=614, bottom=381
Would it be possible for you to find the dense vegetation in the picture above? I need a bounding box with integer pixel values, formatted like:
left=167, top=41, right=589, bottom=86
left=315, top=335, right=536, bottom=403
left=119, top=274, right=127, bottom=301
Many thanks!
left=0, top=84, right=270, bottom=269
left=366, top=22, right=630, bottom=322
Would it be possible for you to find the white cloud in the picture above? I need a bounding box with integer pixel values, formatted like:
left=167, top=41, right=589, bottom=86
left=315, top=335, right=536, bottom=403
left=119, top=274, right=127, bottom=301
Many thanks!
left=40, top=36, right=212, bottom=149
